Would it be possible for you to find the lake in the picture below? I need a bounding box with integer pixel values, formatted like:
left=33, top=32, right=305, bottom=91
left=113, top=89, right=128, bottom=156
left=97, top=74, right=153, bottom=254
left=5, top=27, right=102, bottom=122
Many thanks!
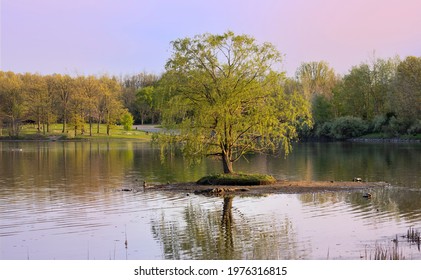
left=1, top=140, right=421, bottom=260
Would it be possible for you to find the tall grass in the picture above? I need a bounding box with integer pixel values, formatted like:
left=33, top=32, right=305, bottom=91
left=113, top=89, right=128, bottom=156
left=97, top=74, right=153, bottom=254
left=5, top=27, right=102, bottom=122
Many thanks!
left=365, top=227, right=421, bottom=260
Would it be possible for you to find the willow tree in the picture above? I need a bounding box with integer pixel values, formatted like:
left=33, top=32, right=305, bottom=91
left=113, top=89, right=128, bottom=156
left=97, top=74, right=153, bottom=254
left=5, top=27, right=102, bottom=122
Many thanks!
left=160, top=31, right=311, bottom=174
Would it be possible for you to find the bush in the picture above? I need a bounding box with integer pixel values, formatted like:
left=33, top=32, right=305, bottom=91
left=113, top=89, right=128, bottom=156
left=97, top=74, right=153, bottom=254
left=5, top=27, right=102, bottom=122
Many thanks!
left=407, top=120, right=421, bottom=135
left=371, top=115, right=388, bottom=133
left=315, top=122, right=333, bottom=138
left=197, top=173, right=276, bottom=186
left=330, top=116, right=368, bottom=140
left=383, top=116, right=411, bottom=137
left=121, top=112, right=134, bottom=131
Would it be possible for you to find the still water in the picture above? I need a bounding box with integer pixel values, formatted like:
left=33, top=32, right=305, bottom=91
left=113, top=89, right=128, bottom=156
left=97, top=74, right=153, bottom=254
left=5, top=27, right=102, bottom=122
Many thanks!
left=1, top=141, right=421, bottom=260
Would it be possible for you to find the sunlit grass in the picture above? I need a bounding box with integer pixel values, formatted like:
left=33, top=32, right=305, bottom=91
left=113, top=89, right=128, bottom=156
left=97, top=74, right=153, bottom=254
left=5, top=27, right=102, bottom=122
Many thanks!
left=4, top=123, right=152, bottom=141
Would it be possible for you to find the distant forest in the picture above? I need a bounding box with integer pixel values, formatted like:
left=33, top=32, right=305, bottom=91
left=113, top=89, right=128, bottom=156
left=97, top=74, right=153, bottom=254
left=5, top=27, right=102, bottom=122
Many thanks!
left=1, top=55, right=420, bottom=139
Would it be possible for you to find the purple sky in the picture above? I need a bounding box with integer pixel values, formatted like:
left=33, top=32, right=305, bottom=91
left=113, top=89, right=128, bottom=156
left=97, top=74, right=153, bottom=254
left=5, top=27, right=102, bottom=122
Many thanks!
left=1, top=0, right=421, bottom=77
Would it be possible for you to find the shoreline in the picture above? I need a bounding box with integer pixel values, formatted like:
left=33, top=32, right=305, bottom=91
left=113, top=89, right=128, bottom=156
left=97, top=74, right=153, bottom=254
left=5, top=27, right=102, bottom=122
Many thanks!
left=348, top=138, right=421, bottom=143
left=141, top=180, right=389, bottom=196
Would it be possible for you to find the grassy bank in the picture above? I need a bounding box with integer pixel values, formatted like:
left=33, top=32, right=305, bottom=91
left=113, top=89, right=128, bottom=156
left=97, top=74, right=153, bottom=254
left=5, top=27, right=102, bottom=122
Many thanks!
left=197, top=173, right=276, bottom=186
left=0, top=124, right=152, bottom=141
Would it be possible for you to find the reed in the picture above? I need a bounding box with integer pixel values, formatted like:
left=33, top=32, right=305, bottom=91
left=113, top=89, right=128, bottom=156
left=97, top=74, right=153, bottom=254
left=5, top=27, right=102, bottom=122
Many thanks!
left=364, top=242, right=404, bottom=260
left=372, top=243, right=404, bottom=260
left=406, top=227, right=420, bottom=242
left=406, top=226, right=420, bottom=250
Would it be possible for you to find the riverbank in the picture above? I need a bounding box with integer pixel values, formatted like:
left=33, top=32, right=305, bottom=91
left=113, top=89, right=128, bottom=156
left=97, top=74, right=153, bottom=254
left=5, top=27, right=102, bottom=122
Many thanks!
left=348, top=137, right=421, bottom=143
left=0, top=124, right=152, bottom=142
left=140, top=180, right=389, bottom=196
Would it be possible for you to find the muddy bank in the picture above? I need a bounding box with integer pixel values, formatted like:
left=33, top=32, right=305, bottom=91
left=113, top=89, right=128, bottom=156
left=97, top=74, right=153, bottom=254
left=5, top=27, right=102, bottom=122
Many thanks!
left=140, top=180, right=389, bottom=196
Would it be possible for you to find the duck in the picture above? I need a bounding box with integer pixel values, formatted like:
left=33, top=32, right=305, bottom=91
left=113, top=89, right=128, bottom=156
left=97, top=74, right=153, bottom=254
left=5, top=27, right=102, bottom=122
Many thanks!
left=353, top=177, right=362, bottom=182
left=362, top=193, right=372, bottom=199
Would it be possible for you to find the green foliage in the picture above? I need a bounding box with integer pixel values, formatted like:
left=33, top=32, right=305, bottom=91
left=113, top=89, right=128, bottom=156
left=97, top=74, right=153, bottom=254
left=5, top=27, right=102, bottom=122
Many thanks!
left=334, top=56, right=399, bottom=120
left=394, top=56, right=421, bottom=120
left=315, top=121, right=333, bottom=138
left=0, top=71, right=26, bottom=136
left=135, top=86, right=154, bottom=124
left=408, top=120, right=421, bottom=136
left=383, top=116, right=411, bottom=137
left=371, top=115, right=388, bottom=133
left=296, top=61, right=337, bottom=99
left=312, top=95, right=334, bottom=124
left=121, top=111, right=134, bottom=131
left=330, top=116, right=368, bottom=140
left=159, top=31, right=312, bottom=173
left=197, top=173, right=276, bottom=186
left=0, top=71, right=130, bottom=137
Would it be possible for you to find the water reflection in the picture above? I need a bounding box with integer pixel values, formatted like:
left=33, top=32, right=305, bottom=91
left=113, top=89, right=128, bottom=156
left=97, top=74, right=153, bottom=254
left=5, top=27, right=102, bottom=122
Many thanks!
left=238, top=142, right=421, bottom=188
left=151, top=195, right=301, bottom=259
left=1, top=141, right=421, bottom=259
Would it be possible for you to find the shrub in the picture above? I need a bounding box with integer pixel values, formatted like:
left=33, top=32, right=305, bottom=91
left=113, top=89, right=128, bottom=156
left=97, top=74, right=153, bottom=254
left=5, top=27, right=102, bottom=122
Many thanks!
left=407, top=120, right=421, bottom=135
left=121, top=112, right=134, bottom=131
left=371, top=115, right=388, bottom=133
left=315, top=122, right=333, bottom=138
left=330, top=116, right=368, bottom=140
left=383, top=116, right=411, bottom=137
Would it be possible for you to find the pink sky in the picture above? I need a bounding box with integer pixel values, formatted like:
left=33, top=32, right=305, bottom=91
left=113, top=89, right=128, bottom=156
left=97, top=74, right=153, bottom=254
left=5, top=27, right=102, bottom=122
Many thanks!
left=1, top=0, right=420, bottom=77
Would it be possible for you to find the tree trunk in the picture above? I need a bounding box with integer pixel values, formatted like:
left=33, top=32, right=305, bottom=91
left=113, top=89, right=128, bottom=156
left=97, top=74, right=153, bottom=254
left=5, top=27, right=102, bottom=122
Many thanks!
left=62, top=109, right=67, bottom=133
left=106, top=111, right=110, bottom=135
left=89, top=115, right=92, bottom=136
left=37, top=116, right=41, bottom=132
left=222, top=152, right=234, bottom=174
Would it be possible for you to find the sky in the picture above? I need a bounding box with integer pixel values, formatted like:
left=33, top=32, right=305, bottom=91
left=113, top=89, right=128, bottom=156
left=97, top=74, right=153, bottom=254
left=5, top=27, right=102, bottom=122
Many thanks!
left=1, top=0, right=421, bottom=77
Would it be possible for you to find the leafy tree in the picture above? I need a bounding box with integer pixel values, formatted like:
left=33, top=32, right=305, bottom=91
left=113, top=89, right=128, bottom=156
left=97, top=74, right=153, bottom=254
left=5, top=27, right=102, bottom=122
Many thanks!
left=76, top=76, right=101, bottom=136
left=295, top=61, right=338, bottom=134
left=394, top=56, right=421, bottom=121
left=121, top=110, right=134, bottom=131
left=52, top=74, right=74, bottom=133
left=160, top=31, right=311, bottom=174
left=120, top=72, right=160, bottom=123
left=334, top=57, right=399, bottom=120
left=312, top=95, right=334, bottom=124
left=296, top=61, right=337, bottom=100
left=0, top=71, right=27, bottom=137
left=135, top=86, right=154, bottom=125
left=21, top=73, right=49, bottom=133
left=99, top=76, right=124, bottom=135
left=43, top=75, right=59, bottom=133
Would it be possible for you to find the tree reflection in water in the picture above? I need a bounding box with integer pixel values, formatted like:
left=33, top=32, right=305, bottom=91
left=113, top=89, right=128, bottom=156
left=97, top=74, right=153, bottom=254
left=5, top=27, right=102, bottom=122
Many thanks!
left=151, top=195, right=301, bottom=260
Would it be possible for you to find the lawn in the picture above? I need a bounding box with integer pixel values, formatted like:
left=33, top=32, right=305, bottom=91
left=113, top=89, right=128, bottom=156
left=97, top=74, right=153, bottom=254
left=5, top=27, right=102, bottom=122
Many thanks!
left=1, top=123, right=152, bottom=141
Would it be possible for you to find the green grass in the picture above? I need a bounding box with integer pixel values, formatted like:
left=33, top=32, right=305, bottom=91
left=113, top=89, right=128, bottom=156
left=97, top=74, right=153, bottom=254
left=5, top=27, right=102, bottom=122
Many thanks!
left=197, top=173, right=276, bottom=186
left=1, top=123, right=152, bottom=141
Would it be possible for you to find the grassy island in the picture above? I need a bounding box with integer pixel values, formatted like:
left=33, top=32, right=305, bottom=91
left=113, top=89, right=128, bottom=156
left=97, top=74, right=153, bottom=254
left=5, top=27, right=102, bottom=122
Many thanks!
left=197, top=173, right=276, bottom=186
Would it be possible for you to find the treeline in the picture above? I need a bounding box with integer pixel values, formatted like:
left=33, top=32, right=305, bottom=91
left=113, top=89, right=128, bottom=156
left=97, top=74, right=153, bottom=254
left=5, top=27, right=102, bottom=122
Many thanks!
left=0, top=71, right=160, bottom=137
left=1, top=55, right=420, bottom=140
left=294, top=55, right=421, bottom=140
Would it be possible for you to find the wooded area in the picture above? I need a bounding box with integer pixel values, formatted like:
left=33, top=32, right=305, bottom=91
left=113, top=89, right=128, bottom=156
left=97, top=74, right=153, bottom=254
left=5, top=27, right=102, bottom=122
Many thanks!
left=1, top=53, right=420, bottom=140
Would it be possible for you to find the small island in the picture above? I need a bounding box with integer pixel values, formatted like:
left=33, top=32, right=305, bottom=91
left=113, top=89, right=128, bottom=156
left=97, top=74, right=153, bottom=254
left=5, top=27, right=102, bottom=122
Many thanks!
left=142, top=177, right=388, bottom=197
